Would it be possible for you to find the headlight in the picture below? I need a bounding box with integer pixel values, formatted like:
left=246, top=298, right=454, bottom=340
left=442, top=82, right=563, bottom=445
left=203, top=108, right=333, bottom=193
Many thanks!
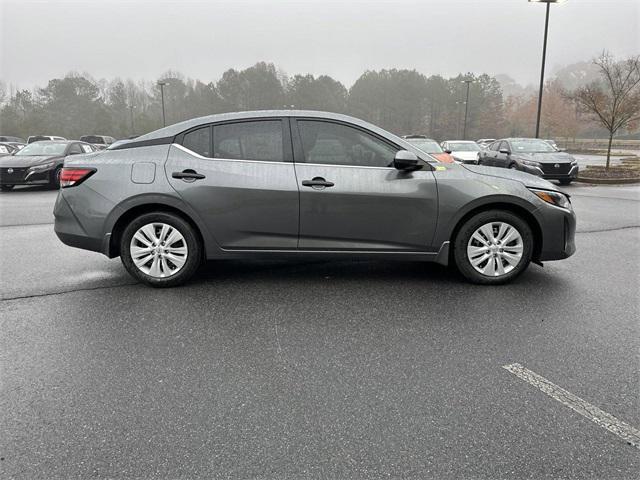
left=529, top=188, right=571, bottom=209
left=521, top=160, right=542, bottom=167
left=29, top=161, right=55, bottom=171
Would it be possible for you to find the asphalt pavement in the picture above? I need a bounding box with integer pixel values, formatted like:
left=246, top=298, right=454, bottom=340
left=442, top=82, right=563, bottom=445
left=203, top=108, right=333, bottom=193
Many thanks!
left=1, top=181, right=639, bottom=479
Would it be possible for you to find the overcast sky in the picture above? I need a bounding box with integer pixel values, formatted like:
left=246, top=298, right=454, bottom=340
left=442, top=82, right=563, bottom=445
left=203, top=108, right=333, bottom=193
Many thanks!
left=1, top=0, right=638, bottom=90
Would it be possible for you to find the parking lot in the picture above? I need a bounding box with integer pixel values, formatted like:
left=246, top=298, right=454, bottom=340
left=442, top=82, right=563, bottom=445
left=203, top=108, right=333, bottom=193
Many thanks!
left=1, top=181, right=639, bottom=478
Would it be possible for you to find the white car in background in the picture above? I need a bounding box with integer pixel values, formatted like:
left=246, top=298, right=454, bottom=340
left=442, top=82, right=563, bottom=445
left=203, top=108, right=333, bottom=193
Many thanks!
left=440, top=140, right=482, bottom=164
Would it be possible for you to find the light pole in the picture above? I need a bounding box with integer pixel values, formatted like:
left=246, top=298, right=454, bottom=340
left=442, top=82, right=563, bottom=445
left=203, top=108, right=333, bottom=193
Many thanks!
left=456, top=100, right=466, bottom=139
left=529, top=0, right=566, bottom=138
left=128, top=104, right=136, bottom=135
left=157, top=81, right=169, bottom=127
left=462, top=79, right=473, bottom=140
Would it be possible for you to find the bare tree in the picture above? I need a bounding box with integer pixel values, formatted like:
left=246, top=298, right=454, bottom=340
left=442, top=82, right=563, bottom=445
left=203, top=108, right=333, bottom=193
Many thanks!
left=567, top=52, right=640, bottom=169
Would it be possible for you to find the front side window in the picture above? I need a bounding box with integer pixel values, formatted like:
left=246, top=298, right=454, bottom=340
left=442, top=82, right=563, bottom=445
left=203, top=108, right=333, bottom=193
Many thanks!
left=213, top=121, right=283, bottom=162
left=297, top=120, right=398, bottom=168
left=183, top=126, right=212, bottom=157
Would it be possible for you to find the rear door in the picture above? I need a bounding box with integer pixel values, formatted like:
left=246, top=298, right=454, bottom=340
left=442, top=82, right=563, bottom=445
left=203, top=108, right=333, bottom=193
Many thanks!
left=291, top=118, right=438, bottom=251
left=166, top=118, right=299, bottom=249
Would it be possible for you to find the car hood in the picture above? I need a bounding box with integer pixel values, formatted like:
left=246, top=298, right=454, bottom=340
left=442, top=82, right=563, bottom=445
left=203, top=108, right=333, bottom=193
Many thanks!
left=513, top=151, right=575, bottom=163
left=451, top=151, right=479, bottom=160
left=0, top=155, right=62, bottom=167
left=462, top=164, right=558, bottom=190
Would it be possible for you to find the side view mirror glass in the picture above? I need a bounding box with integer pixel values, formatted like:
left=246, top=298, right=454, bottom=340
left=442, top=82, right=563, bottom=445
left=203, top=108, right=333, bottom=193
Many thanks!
left=393, top=150, right=420, bottom=171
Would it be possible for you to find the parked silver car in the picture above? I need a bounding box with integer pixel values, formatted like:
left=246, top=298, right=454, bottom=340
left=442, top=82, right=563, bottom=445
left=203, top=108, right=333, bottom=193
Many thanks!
left=54, top=110, right=576, bottom=287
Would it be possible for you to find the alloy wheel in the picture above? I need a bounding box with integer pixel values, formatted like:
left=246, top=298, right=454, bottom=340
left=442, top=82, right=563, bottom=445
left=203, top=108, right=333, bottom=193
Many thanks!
left=129, top=222, right=188, bottom=278
left=467, top=221, right=523, bottom=277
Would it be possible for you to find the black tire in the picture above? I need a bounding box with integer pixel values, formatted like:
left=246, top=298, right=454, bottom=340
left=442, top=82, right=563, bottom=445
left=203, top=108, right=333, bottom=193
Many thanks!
left=453, top=210, right=533, bottom=285
left=50, top=167, right=62, bottom=189
left=509, top=163, right=517, bottom=169
left=559, top=179, right=572, bottom=185
left=120, top=212, right=202, bottom=287
left=1, top=185, right=14, bottom=191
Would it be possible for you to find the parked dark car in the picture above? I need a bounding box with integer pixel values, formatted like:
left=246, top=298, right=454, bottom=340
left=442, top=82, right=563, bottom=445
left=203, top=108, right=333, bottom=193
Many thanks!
left=478, top=138, right=578, bottom=185
left=0, top=135, right=26, bottom=143
left=80, top=135, right=116, bottom=150
left=54, top=110, right=576, bottom=287
left=0, top=140, right=96, bottom=190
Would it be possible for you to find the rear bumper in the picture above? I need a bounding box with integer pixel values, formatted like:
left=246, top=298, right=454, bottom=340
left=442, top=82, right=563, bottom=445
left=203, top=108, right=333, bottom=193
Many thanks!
left=54, top=192, right=105, bottom=254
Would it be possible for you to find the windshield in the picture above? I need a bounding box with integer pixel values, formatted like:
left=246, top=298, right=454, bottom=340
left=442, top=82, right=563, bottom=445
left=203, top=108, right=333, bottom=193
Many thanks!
left=407, top=139, right=442, bottom=153
left=15, top=143, right=67, bottom=156
left=510, top=139, right=556, bottom=153
left=448, top=142, right=480, bottom=152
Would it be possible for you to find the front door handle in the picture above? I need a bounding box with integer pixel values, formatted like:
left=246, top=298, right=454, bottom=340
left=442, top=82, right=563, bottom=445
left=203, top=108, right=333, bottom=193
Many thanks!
left=302, top=177, right=334, bottom=189
left=172, top=169, right=206, bottom=181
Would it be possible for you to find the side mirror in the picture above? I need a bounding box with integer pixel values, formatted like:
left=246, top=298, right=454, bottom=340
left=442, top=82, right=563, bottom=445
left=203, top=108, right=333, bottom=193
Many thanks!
left=444, top=149, right=452, bottom=154
left=499, top=148, right=511, bottom=155
left=393, top=150, right=420, bottom=171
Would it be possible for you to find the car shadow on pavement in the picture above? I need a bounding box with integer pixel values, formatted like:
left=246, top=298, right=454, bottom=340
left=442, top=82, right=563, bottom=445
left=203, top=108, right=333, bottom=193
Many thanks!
left=194, top=258, right=568, bottom=291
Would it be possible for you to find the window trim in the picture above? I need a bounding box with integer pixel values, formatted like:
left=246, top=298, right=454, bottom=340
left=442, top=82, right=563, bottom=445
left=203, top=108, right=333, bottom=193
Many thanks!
left=291, top=117, right=415, bottom=169
left=175, top=117, right=292, bottom=163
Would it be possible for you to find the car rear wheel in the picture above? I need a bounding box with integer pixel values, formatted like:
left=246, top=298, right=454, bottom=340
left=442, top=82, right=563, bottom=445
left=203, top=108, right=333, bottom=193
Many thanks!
left=1, top=184, right=14, bottom=191
left=453, top=210, right=533, bottom=285
left=120, top=212, right=202, bottom=287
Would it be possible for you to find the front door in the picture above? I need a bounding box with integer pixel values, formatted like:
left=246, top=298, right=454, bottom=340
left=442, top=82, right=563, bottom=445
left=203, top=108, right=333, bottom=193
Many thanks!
left=166, top=119, right=299, bottom=249
left=291, top=119, right=438, bottom=251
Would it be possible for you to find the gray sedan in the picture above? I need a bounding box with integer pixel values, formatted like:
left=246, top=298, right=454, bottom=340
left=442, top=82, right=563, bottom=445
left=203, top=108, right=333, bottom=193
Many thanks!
left=54, top=111, right=576, bottom=286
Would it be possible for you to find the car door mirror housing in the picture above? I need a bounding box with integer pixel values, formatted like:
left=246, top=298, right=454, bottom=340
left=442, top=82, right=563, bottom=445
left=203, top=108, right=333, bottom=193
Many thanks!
left=499, top=148, right=511, bottom=155
left=444, top=149, right=452, bottom=154
left=393, top=150, right=420, bottom=171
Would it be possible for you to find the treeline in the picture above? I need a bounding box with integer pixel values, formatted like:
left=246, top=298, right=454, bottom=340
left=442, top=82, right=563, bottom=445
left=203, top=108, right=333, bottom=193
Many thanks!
left=0, top=61, right=596, bottom=141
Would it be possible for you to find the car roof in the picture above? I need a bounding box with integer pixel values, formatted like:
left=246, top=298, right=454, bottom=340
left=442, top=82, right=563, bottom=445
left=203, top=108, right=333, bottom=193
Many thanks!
left=445, top=140, right=476, bottom=143
left=134, top=110, right=397, bottom=143
left=28, top=140, right=75, bottom=145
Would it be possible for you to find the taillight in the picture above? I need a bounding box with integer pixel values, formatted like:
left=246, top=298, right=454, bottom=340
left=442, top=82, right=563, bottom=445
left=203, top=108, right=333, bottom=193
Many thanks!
left=60, top=168, right=96, bottom=188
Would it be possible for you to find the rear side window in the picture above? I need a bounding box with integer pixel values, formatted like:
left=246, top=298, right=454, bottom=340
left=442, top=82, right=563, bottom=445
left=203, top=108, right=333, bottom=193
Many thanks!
left=183, top=126, right=212, bottom=157
left=213, top=121, right=283, bottom=162
left=68, top=143, right=83, bottom=154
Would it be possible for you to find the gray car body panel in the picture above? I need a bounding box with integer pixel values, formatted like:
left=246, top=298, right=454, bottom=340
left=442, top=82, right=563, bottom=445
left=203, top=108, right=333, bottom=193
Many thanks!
left=54, top=110, right=576, bottom=266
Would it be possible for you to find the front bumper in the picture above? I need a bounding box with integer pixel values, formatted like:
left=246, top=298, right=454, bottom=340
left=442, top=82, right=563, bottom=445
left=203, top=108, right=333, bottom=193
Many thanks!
left=0, top=166, right=53, bottom=185
left=537, top=203, right=576, bottom=261
left=522, top=164, right=579, bottom=180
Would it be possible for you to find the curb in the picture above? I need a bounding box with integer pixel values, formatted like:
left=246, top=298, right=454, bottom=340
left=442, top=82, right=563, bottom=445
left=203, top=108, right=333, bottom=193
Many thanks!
left=576, top=176, right=640, bottom=185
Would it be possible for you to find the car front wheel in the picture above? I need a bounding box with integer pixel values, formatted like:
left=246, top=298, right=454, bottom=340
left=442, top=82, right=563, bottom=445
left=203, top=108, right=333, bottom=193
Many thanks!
left=120, top=212, right=202, bottom=287
left=453, top=210, right=533, bottom=284
left=1, top=184, right=14, bottom=191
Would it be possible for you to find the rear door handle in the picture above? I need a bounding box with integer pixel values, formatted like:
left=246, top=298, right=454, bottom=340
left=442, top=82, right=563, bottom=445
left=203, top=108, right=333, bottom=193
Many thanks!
left=302, top=177, right=334, bottom=188
left=172, top=169, right=206, bottom=181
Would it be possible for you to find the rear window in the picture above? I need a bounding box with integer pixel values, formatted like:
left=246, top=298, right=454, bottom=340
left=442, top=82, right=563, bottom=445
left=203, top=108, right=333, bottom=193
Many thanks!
left=80, top=136, right=105, bottom=144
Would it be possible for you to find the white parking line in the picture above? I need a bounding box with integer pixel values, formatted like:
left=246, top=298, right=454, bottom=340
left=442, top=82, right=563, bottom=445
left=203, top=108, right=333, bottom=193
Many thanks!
left=503, top=363, right=640, bottom=449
